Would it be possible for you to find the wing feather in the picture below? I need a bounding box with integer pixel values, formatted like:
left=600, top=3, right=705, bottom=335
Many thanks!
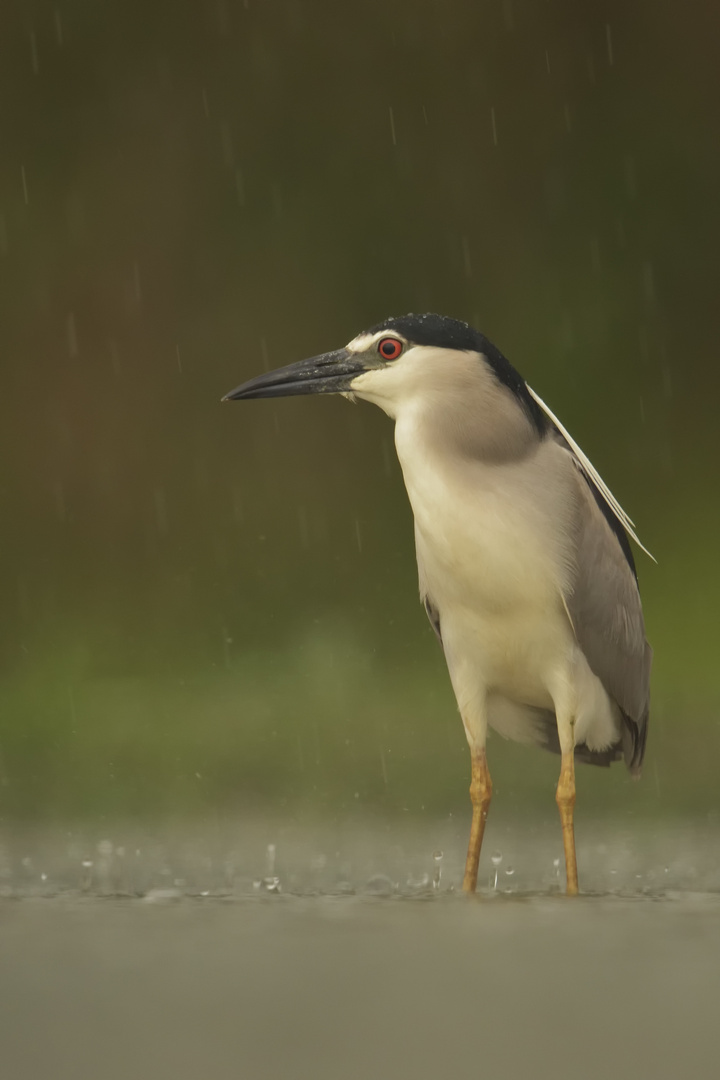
left=526, top=384, right=656, bottom=562
left=562, top=445, right=652, bottom=772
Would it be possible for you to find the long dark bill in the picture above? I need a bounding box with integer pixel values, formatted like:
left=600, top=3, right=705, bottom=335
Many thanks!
left=223, top=348, right=366, bottom=401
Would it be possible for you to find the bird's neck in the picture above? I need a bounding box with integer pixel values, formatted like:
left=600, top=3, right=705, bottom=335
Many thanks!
left=393, top=382, right=540, bottom=468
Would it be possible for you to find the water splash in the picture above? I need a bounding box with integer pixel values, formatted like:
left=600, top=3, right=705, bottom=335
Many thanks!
left=490, top=851, right=502, bottom=891
left=432, top=850, right=443, bottom=891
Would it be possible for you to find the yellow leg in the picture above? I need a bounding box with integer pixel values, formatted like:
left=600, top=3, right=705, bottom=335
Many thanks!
left=556, top=751, right=579, bottom=895
left=462, top=749, right=493, bottom=893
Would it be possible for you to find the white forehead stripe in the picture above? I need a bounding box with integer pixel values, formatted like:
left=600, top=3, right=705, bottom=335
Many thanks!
left=346, top=333, right=374, bottom=353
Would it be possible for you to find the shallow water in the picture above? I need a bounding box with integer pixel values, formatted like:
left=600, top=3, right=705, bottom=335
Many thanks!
left=2, top=892, right=719, bottom=1080
left=1, top=818, right=719, bottom=1079
left=3, top=814, right=720, bottom=898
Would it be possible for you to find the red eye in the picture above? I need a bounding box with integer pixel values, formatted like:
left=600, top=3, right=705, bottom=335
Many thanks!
left=378, top=337, right=403, bottom=360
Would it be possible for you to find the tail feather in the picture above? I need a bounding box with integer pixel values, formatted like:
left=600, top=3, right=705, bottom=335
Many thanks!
left=622, top=709, right=649, bottom=776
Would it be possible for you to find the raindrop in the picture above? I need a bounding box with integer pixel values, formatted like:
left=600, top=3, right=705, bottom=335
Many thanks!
left=490, top=106, right=498, bottom=147
left=265, top=843, right=276, bottom=877
left=217, top=0, right=230, bottom=36
left=432, top=849, right=443, bottom=890
left=80, top=859, right=94, bottom=891
left=605, top=24, right=614, bottom=67
left=388, top=106, right=397, bottom=146
left=379, top=744, right=388, bottom=787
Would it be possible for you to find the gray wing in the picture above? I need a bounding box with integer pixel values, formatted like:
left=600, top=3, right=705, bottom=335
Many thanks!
left=423, top=594, right=443, bottom=645
left=563, top=447, right=652, bottom=774
left=415, top=526, right=443, bottom=647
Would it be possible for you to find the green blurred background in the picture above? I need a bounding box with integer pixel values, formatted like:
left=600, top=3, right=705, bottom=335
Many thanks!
left=1, top=0, right=718, bottom=824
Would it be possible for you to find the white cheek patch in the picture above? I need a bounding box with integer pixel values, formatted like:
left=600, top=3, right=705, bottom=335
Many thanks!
left=348, top=368, right=384, bottom=392
left=348, top=355, right=420, bottom=419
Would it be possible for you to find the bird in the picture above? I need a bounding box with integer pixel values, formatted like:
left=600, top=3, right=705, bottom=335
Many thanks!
left=223, top=312, right=653, bottom=895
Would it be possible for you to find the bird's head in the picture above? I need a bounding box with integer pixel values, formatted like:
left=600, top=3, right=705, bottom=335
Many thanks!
left=224, top=313, right=545, bottom=432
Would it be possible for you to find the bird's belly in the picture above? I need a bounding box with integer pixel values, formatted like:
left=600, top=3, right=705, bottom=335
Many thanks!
left=436, top=602, right=568, bottom=709
left=398, top=428, right=579, bottom=706
left=413, top=507, right=572, bottom=708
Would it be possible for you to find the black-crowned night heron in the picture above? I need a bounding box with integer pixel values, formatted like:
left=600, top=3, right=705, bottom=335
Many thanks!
left=224, top=313, right=653, bottom=895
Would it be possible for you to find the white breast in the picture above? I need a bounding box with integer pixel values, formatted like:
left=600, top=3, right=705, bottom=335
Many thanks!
left=394, top=411, right=577, bottom=707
